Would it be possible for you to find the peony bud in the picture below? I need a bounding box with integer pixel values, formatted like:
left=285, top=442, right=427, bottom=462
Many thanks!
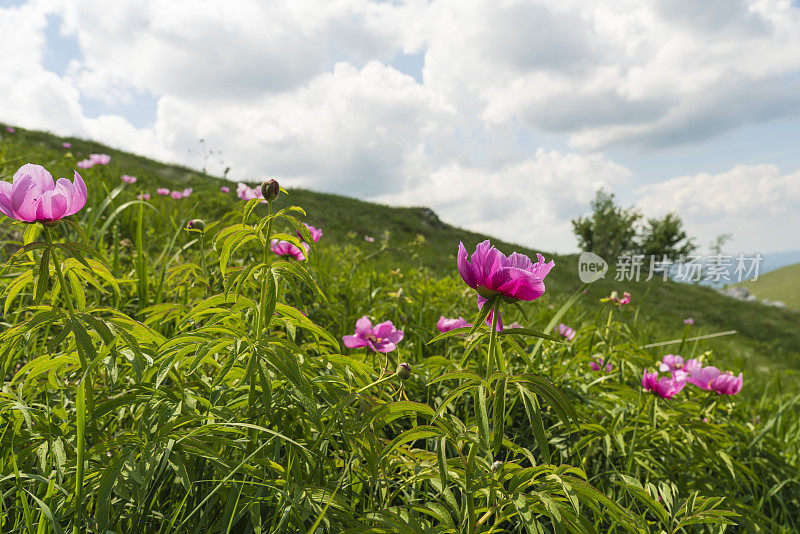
left=186, top=219, right=206, bottom=233
left=396, top=362, right=411, bottom=380
left=261, top=179, right=280, bottom=201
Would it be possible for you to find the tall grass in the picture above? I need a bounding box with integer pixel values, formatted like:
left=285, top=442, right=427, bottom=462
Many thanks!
left=0, top=129, right=798, bottom=532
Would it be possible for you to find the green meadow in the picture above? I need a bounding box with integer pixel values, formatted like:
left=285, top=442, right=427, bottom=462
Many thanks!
left=1, top=125, right=799, bottom=532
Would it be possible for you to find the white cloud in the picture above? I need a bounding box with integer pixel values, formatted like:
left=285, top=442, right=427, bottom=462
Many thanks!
left=0, top=1, right=87, bottom=136
left=637, top=164, right=800, bottom=252
left=423, top=0, right=800, bottom=150
left=149, top=61, right=453, bottom=195
left=1, top=0, right=799, bottom=255
left=374, top=149, right=633, bottom=252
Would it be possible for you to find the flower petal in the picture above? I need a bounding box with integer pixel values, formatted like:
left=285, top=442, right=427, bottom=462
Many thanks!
left=13, top=164, right=53, bottom=193
left=343, top=335, right=369, bottom=349
left=491, top=267, right=546, bottom=301
left=354, top=316, right=373, bottom=337
left=457, top=242, right=478, bottom=289
left=10, top=174, right=38, bottom=222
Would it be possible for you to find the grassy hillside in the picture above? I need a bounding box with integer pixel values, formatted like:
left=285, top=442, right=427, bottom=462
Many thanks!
left=2, top=123, right=799, bottom=377
left=737, top=262, right=800, bottom=311
left=3, top=123, right=800, bottom=531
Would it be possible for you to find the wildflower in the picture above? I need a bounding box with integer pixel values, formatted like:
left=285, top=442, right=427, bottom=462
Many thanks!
left=658, top=354, right=685, bottom=373
left=5, top=127, right=15, bottom=133
left=186, top=219, right=205, bottom=233
left=137, top=193, right=150, bottom=200
left=685, top=365, right=722, bottom=390
left=396, top=362, right=411, bottom=380
left=237, top=182, right=263, bottom=201
left=182, top=188, right=193, bottom=198
left=459, top=240, right=554, bottom=302
left=220, top=185, right=230, bottom=193
left=299, top=223, right=322, bottom=243
left=601, top=290, right=631, bottom=307
left=270, top=239, right=308, bottom=261
left=508, top=322, right=523, bottom=329
left=590, top=355, right=612, bottom=373
left=121, top=174, right=137, bottom=184
left=642, top=369, right=686, bottom=399
left=62, top=142, right=71, bottom=148
left=89, top=153, right=110, bottom=165
left=683, top=318, right=695, bottom=325
left=157, top=188, right=170, bottom=195
left=437, top=316, right=471, bottom=333
left=709, top=372, right=743, bottom=395
left=77, top=159, right=94, bottom=169
left=0, top=164, right=87, bottom=223
left=365, top=235, right=375, bottom=242
left=170, top=190, right=182, bottom=199
left=261, top=179, right=280, bottom=201
left=343, top=316, right=404, bottom=353
left=557, top=323, right=576, bottom=341
left=458, top=240, right=553, bottom=327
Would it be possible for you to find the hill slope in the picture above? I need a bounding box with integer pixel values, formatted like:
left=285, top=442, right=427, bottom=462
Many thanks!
left=738, top=262, right=800, bottom=311
left=2, top=123, right=799, bottom=377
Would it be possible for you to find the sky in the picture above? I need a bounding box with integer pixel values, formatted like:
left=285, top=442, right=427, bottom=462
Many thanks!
left=1, top=0, right=799, bottom=255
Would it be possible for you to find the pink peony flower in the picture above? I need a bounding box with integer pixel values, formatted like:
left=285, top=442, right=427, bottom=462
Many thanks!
left=642, top=369, right=686, bottom=399
left=76, top=159, right=94, bottom=169
left=237, top=182, right=264, bottom=202
left=220, top=185, right=230, bottom=193
left=62, top=142, right=71, bottom=148
left=0, top=164, right=87, bottom=223
left=121, top=174, right=137, bottom=184
left=89, top=154, right=110, bottom=165
left=709, top=372, right=743, bottom=395
left=685, top=365, right=722, bottom=390
left=437, top=316, right=472, bottom=333
left=137, top=193, right=150, bottom=200
left=271, top=239, right=309, bottom=261
left=590, top=355, right=612, bottom=373
left=299, top=223, right=322, bottom=243
left=658, top=354, right=685, bottom=373
left=364, top=235, right=375, bottom=242
left=557, top=323, right=576, bottom=341
left=683, top=318, right=695, bottom=325
left=459, top=240, right=554, bottom=302
left=156, top=188, right=170, bottom=195
left=170, top=191, right=182, bottom=199
left=182, top=187, right=193, bottom=198
left=343, top=316, right=404, bottom=353
left=458, top=240, right=553, bottom=328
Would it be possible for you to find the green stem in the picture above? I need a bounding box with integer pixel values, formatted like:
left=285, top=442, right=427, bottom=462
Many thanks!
left=198, top=232, right=209, bottom=294
left=44, top=227, right=90, bottom=534
left=249, top=200, right=275, bottom=424
left=486, top=300, right=499, bottom=380
left=625, top=387, right=646, bottom=474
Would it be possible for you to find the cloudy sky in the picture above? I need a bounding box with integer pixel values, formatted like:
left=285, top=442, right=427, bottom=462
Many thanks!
left=2, top=0, right=800, bottom=255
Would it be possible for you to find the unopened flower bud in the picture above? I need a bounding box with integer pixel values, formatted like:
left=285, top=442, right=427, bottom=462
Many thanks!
left=261, top=179, right=280, bottom=201
left=396, top=362, right=411, bottom=380
left=186, top=219, right=206, bottom=233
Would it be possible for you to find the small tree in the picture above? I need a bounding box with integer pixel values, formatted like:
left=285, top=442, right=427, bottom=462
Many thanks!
left=637, top=212, right=697, bottom=261
left=571, top=189, right=640, bottom=260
